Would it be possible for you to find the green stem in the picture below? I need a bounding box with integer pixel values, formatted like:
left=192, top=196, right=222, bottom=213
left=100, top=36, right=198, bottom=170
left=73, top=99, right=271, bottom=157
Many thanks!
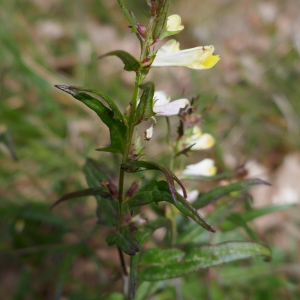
left=115, top=14, right=157, bottom=285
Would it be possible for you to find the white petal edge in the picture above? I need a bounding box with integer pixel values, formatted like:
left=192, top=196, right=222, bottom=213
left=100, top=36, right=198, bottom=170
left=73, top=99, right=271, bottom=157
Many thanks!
left=156, top=39, right=181, bottom=56
left=154, top=91, right=171, bottom=106
left=153, top=99, right=190, bottom=117
left=183, top=159, right=217, bottom=177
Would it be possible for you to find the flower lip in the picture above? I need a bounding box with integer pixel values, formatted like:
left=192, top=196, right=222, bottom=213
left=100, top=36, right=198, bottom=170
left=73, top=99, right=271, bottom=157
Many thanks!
left=153, top=99, right=191, bottom=117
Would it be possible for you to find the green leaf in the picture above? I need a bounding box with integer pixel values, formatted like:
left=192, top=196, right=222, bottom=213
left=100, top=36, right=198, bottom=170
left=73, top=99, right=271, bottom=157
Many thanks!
left=121, top=161, right=187, bottom=205
left=50, top=187, right=111, bottom=210
left=130, top=217, right=168, bottom=298
left=221, top=203, right=295, bottom=232
left=139, top=248, right=184, bottom=265
left=61, top=86, right=124, bottom=121
left=98, top=50, right=140, bottom=72
left=138, top=242, right=271, bottom=281
left=0, top=128, right=18, bottom=161
left=106, top=226, right=140, bottom=256
left=193, top=178, right=271, bottom=209
left=128, top=181, right=215, bottom=233
left=134, top=82, right=155, bottom=125
left=226, top=213, right=260, bottom=242
left=83, top=158, right=117, bottom=226
left=134, top=282, right=152, bottom=300
left=55, top=85, right=127, bottom=154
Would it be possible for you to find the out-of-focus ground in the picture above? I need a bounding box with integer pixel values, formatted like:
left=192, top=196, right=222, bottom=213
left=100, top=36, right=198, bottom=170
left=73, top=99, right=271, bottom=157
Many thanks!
left=1, top=0, right=300, bottom=299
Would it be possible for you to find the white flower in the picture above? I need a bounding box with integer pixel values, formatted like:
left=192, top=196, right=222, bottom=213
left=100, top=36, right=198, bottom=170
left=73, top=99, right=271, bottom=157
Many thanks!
left=177, top=189, right=199, bottom=203
left=184, top=126, right=215, bottom=150
left=152, top=39, right=220, bottom=70
left=152, top=90, right=190, bottom=117
left=182, top=159, right=217, bottom=177
left=143, top=91, right=191, bottom=141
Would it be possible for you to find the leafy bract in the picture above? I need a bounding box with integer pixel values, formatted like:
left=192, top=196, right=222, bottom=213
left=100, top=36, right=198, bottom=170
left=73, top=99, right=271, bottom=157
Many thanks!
left=83, top=158, right=117, bottom=226
left=55, top=85, right=127, bottom=154
left=128, top=180, right=215, bottom=233
left=106, top=226, right=140, bottom=256
left=50, top=187, right=111, bottom=210
left=121, top=161, right=187, bottom=204
left=134, top=82, right=155, bottom=125
left=193, top=178, right=271, bottom=209
left=98, top=50, right=141, bottom=72
left=138, top=242, right=271, bottom=281
left=60, top=86, right=124, bottom=121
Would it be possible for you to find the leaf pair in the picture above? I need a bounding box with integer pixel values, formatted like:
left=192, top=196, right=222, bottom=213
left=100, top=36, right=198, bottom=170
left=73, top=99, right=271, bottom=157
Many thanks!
left=127, top=180, right=215, bottom=233
left=121, top=160, right=187, bottom=204
left=55, top=85, right=127, bottom=154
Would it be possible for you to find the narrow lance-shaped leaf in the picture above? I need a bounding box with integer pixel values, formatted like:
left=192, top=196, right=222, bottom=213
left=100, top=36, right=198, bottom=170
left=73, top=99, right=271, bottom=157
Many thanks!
left=106, top=226, right=140, bottom=256
left=61, top=86, right=124, bottom=121
left=55, top=85, right=127, bottom=154
left=50, top=187, right=111, bottom=210
left=121, top=160, right=187, bottom=204
left=128, top=181, right=215, bottom=233
left=175, top=143, right=196, bottom=157
left=98, top=50, right=141, bottom=72
left=226, top=213, right=260, bottom=242
left=193, top=178, right=271, bottom=209
left=130, top=217, right=168, bottom=298
left=221, top=203, right=296, bottom=232
left=138, top=242, right=271, bottom=281
left=134, top=82, right=155, bottom=125
left=83, top=158, right=117, bottom=227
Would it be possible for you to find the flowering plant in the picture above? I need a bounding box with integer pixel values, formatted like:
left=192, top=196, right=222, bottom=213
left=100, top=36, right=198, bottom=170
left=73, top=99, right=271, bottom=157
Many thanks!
left=52, top=1, right=272, bottom=298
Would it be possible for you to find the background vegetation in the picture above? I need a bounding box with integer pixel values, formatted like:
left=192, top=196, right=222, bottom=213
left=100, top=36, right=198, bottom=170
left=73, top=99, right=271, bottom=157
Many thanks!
left=1, top=0, right=300, bottom=299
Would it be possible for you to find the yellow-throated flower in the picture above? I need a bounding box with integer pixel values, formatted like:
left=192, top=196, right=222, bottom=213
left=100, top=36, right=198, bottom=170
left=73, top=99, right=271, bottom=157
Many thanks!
left=152, top=39, right=220, bottom=69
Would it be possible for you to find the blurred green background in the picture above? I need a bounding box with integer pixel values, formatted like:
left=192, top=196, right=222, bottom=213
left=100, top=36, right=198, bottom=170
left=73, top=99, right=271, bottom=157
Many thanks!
left=1, top=0, right=300, bottom=299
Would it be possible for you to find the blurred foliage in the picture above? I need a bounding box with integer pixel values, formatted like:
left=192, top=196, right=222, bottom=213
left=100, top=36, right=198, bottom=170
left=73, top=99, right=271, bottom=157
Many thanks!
left=1, top=0, right=300, bottom=299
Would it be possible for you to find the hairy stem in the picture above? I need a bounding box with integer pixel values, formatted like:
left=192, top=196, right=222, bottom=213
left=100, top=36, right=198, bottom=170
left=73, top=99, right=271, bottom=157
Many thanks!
left=116, top=0, right=137, bottom=30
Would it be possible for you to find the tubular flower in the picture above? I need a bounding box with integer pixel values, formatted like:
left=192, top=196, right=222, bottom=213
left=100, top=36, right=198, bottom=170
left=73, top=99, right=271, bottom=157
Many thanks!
left=152, top=90, right=190, bottom=117
left=152, top=39, right=220, bottom=69
left=184, top=126, right=215, bottom=150
left=182, top=159, right=217, bottom=177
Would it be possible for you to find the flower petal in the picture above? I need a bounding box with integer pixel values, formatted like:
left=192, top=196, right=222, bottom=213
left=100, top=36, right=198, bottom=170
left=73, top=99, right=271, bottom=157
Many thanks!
left=183, top=159, right=217, bottom=177
left=153, top=99, right=190, bottom=117
left=167, top=15, right=184, bottom=32
left=189, top=133, right=215, bottom=150
left=154, top=91, right=171, bottom=106
left=153, top=45, right=220, bottom=69
left=156, top=39, right=181, bottom=56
